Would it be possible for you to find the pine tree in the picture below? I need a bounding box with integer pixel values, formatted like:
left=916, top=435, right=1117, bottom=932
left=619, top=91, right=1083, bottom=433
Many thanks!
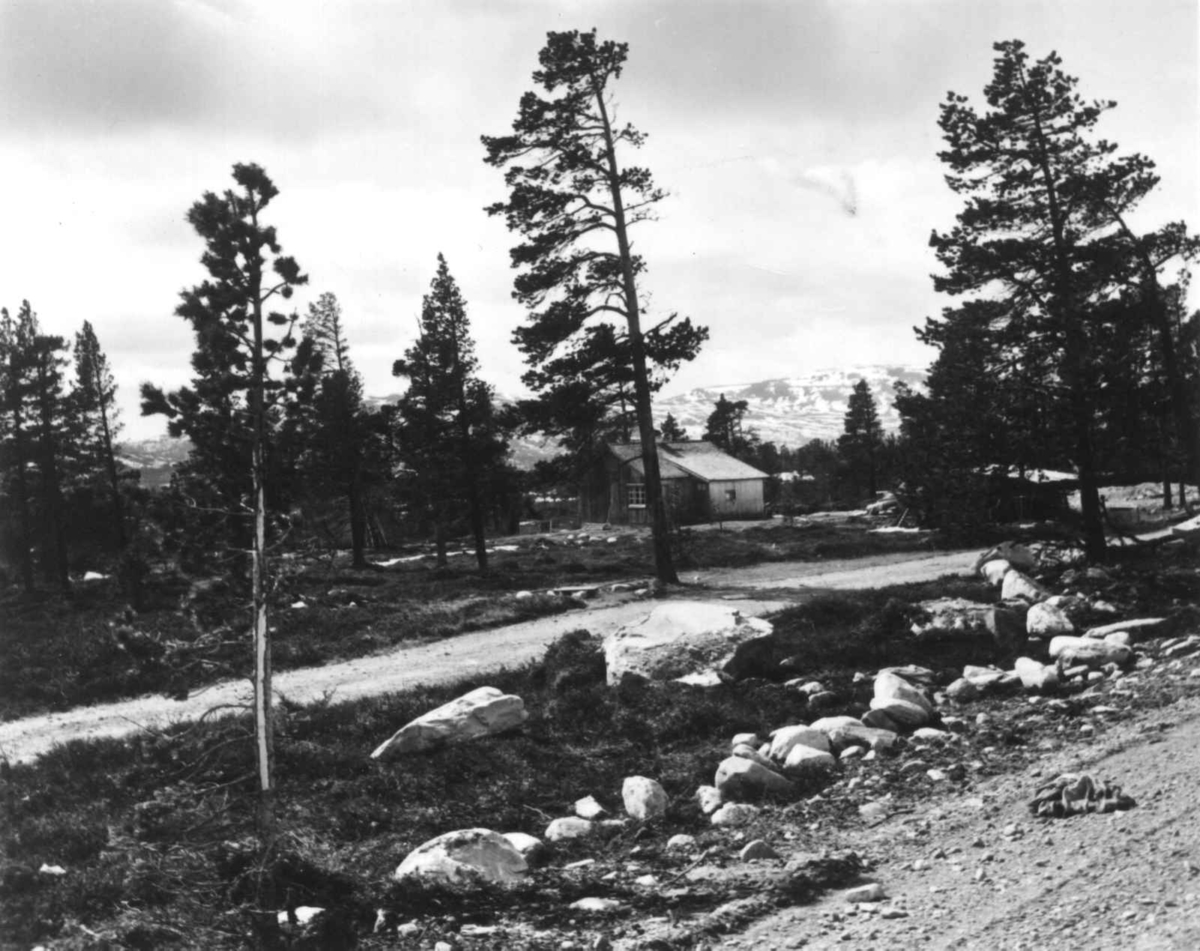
left=301, top=293, right=384, bottom=567
left=838, top=380, right=885, bottom=499
left=483, top=29, right=707, bottom=584
left=703, top=394, right=757, bottom=458
left=29, top=327, right=72, bottom=589
left=930, top=40, right=1188, bottom=557
left=0, top=303, right=39, bottom=591
left=393, top=255, right=509, bottom=570
left=73, top=320, right=126, bottom=550
left=142, top=162, right=308, bottom=847
left=659, top=413, right=687, bottom=442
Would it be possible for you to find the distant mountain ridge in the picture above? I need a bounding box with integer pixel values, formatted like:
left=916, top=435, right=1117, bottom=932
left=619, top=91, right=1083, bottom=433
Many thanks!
left=118, top=365, right=926, bottom=473
left=654, top=364, right=926, bottom=447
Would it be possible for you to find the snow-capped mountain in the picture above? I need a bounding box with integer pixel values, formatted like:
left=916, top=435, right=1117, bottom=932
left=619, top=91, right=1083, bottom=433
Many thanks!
left=654, top=365, right=926, bottom=447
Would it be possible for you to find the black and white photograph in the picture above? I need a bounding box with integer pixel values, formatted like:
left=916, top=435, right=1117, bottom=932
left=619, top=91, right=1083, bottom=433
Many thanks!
left=1, top=1, right=1198, bottom=947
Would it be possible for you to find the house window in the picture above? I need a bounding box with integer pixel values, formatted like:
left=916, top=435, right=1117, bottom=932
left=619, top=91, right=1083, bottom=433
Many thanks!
left=627, top=483, right=646, bottom=508
left=725, top=488, right=737, bottom=502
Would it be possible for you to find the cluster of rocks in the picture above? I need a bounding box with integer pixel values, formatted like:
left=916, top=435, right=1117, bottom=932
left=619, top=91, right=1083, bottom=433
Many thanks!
left=930, top=541, right=1173, bottom=700
left=690, top=667, right=943, bottom=829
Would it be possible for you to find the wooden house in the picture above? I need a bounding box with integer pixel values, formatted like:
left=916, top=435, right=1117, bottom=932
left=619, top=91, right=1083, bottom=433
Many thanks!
left=579, top=441, right=769, bottom=525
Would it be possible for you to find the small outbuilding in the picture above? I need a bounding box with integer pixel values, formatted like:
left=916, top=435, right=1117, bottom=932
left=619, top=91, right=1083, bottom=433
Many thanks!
left=579, top=441, right=769, bottom=525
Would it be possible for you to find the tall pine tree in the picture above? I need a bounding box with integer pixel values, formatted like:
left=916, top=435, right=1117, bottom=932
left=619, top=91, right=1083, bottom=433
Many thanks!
left=483, top=29, right=707, bottom=584
left=839, top=380, right=884, bottom=499
left=393, top=255, right=509, bottom=570
left=73, top=320, right=127, bottom=551
left=930, top=40, right=1183, bottom=557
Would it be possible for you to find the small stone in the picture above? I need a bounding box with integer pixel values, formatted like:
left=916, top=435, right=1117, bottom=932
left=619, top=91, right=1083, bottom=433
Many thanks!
left=845, top=883, right=886, bottom=903
left=666, top=833, right=696, bottom=851
left=880, top=906, right=909, bottom=919
left=696, top=785, right=724, bottom=815
left=575, top=795, right=607, bottom=820
left=740, top=839, right=781, bottom=861
left=546, top=817, right=595, bottom=842
left=570, top=897, right=622, bottom=913
left=711, top=802, right=760, bottom=826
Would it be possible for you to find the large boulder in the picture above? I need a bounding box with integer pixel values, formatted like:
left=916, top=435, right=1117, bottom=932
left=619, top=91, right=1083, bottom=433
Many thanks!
left=603, top=602, right=774, bottom=685
left=394, top=829, right=527, bottom=886
left=714, top=756, right=795, bottom=799
left=371, top=687, right=528, bottom=759
left=911, top=599, right=1027, bottom=650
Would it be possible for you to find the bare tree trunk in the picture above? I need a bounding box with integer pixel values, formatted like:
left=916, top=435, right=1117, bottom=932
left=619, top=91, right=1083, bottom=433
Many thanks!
left=592, top=74, right=678, bottom=584
left=248, top=226, right=275, bottom=854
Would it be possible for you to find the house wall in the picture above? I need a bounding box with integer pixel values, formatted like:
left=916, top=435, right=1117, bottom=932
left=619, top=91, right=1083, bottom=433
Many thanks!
left=706, top=479, right=765, bottom=518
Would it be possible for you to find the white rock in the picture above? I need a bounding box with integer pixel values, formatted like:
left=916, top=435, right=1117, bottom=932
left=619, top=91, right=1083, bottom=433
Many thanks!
left=845, top=882, right=887, bottom=903
left=794, top=681, right=827, bottom=696
left=715, top=756, right=794, bottom=798
left=1001, top=570, right=1049, bottom=603
left=1048, top=636, right=1132, bottom=668
left=695, top=785, right=724, bottom=815
left=394, top=829, right=527, bottom=885
left=783, top=744, right=837, bottom=778
left=1105, top=631, right=1132, bottom=649
left=1084, top=618, right=1167, bottom=641
left=768, top=725, right=831, bottom=762
left=1014, top=656, right=1059, bottom=692
left=827, top=723, right=898, bottom=754
left=675, top=670, right=725, bottom=687
left=962, top=665, right=1008, bottom=688
left=502, top=831, right=545, bottom=860
left=974, top=542, right=1037, bottom=572
left=38, top=864, right=67, bottom=876
left=1026, top=602, right=1075, bottom=637
left=809, top=716, right=862, bottom=736
left=979, top=558, right=1013, bottom=586
left=732, top=743, right=776, bottom=770
left=571, top=897, right=622, bottom=913
left=371, top=687, right=528, bottom=759
left=622, top=776, right=668, bottom=821
left=667, top=833, right=697, bottom=851
left=514, top=590, right=534, bottom=600
left=545, top=817, right=595, bottom=842
left=1170, top=514, right=1200, bottom=540
left=731, top=732, right=761, bottom=749
left=574, top=795, right=607, bottom=820
left=874, top=670, right=935, bottom=715
left=740, top=839, right=781, bottom=861
left=868, top=697, right=931, bottom=728
left=711, top=802, right=760, bottom=826
left=912, top=727, right=951, bottom=742
left=603, top=602, right=774, bottom=685
left=277, top=907, right=325, bottom=928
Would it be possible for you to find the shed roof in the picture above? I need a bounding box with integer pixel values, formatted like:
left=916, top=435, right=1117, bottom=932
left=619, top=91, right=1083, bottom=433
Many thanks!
left=608, top=441, right=768, bottom=482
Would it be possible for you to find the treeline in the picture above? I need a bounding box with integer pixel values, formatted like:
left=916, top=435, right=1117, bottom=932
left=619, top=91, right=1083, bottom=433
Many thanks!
left=0, top=308, right=135, bottom=592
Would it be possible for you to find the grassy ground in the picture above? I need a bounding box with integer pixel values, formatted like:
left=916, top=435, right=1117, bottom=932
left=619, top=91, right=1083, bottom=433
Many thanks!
left=3, top=544, right=1195, bottom=950
left=0, top=520, right=937, bottom=721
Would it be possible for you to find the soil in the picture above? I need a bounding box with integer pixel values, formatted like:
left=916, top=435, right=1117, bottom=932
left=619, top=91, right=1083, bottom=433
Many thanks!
left=730, top=693, right=1200, bottom=951
left=0, top=549, right=976, bottom=766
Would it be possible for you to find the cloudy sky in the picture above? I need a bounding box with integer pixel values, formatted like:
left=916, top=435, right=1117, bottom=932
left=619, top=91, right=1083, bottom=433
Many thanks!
left=1, top=0, right=1196, bottom=440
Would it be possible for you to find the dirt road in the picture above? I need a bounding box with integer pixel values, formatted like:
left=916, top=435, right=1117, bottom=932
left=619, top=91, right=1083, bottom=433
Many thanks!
left=736, top=693, right=1200, bottom=950
left=0, top=548, right=977, bottom=766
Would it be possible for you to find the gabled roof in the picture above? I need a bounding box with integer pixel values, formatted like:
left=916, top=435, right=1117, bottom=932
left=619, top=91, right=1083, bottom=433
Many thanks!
left=607, top=441, right=768, bottom=482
